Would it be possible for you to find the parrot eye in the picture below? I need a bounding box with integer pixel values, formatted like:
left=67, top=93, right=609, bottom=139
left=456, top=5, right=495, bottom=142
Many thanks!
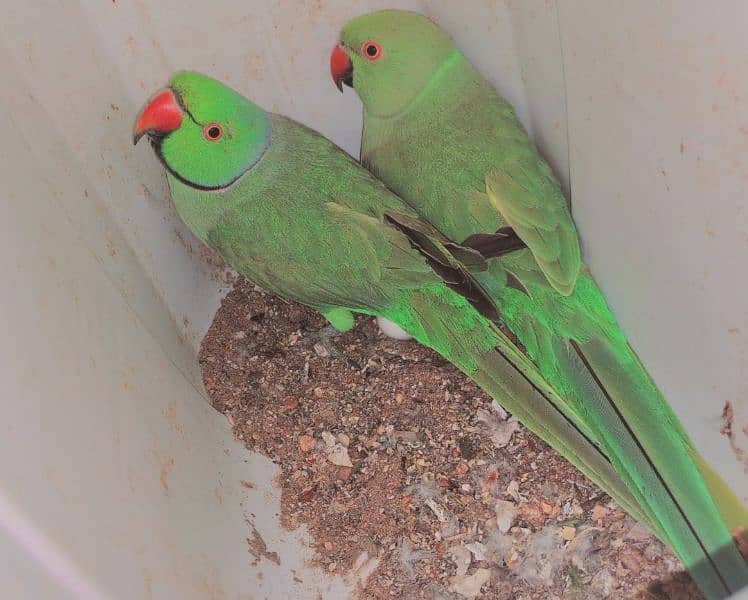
left=203, top=123, right=224, bottom=142
left=362, top=41, right=383, bottom=61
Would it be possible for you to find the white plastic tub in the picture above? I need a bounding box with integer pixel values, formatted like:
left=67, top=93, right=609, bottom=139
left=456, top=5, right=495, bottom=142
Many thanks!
left=2, top=1, right=747, bottom=598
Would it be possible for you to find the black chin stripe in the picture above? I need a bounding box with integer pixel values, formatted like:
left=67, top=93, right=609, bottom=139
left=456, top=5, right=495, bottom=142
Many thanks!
left=150, top=136, right=237, bottom=192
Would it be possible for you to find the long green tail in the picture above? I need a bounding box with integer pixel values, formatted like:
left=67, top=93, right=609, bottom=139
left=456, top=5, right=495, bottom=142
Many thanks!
left=387, top=279, right=747, bottom=598
left=574, top=334, right=748, bottom=596
left=382, top=284, right=658, bottom=537
left=493, top=268, right=748, bottom=598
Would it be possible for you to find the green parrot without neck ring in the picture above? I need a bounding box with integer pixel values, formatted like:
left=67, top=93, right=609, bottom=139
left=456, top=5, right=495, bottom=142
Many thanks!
left=133, top=70, right=660, bottom=555
left=333, top=10, right=748, bottom=598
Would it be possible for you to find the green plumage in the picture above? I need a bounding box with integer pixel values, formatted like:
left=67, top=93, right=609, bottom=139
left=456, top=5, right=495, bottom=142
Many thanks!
left=338, top=10, right=748, bottom=598
left=136, top=71, right=658, bottom=560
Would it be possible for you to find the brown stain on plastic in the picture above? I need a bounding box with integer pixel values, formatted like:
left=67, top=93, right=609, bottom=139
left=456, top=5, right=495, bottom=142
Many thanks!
left=721, top=401, right=748, bottom=472
left=126, top=35, right=137, bottom=57
left=246, top=520, right=281, bottom=566
left=160, top=456, right=175, bottom=494
left=213, top=481, right=224, bottom=505
left=162, top=400, right=184, bottom=436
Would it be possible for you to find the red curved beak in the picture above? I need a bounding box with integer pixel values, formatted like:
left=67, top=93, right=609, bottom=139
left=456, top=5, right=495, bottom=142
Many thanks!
left=133, top=88, right=184, bottom=145
left=330, top=45, right=353, bottom=92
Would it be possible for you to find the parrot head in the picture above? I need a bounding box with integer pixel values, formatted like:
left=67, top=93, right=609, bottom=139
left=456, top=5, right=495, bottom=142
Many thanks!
left=133, top=71, right=271, bottom=190
left=331, top=10, right=456, bottom=118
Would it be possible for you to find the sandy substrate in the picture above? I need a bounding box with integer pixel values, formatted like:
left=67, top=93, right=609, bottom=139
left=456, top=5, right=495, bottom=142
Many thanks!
left=200, top=279, right=702, bottom=599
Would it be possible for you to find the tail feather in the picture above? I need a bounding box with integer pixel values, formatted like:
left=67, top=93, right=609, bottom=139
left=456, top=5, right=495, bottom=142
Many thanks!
left=474, top=345, right=657, bottom=531
left=489, top=266, right=748, bottom=598
left=388, top=283, right=748, bottom=599
left=508, top=313, right=602, bottom=447
left=386, top=286, right=657, bottom=535
left=690, top=452, right=748, bottom=541
left=552, top=338, right=671, bottom=543
left=493, top=289, right=673, bottom=542
left=573, top=336, right=748, bottom=597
